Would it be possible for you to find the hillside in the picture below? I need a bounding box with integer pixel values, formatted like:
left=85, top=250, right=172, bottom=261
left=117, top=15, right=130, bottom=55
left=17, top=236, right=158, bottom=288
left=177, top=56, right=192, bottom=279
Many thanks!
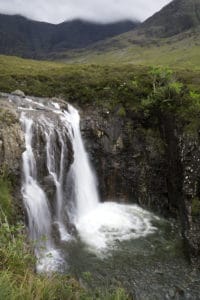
left=140, top=0, right=200, bottom=37
left=0, top=14, right=138, bottom=58
left=57, top=0, right=200, bottom=68
left=60, top=26, right=200, bottom=69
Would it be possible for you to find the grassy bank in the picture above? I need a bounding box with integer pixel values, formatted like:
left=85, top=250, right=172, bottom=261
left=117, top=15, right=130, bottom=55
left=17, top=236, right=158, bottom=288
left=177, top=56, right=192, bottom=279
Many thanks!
left=0, top=55, right=199, bottom=107
left=0, top=219, right=129, bottom=300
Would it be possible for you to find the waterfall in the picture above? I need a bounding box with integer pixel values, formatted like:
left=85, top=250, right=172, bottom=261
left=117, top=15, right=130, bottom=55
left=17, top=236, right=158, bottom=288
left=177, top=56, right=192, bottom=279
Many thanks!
left=63, top=105, right=99, bottom=221
left=19, top=97, right=157, bottom=272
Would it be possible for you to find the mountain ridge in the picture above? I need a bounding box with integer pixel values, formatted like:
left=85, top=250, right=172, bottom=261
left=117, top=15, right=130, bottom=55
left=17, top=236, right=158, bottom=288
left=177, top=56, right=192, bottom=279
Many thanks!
left=0, top=14, right=138, bottom=58
left=140, top=0, right=200, bottom=37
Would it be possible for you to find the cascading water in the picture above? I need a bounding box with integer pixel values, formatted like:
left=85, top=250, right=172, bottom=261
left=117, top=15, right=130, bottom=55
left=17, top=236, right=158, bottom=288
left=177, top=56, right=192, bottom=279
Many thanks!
left=18, top=96, right=157, bottom=272
left=62, top=105, right=99, bottom=220
left=20, top=115, right=52, bottom=246
left=20, top=112, right=65, bottom=272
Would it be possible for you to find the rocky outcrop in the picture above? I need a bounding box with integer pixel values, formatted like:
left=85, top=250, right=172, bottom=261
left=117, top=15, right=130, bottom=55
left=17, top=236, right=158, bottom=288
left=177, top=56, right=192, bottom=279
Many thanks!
left=81, top=107, right=170, bottom=215
left=0, top=95, right=24, bottom=216
left=181, top=134, right=200, bottom=266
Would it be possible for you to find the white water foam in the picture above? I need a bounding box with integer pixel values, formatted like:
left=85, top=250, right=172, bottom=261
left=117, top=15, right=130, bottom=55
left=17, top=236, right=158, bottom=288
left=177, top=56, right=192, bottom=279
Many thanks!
left=76, top=202, right=157, bottom=255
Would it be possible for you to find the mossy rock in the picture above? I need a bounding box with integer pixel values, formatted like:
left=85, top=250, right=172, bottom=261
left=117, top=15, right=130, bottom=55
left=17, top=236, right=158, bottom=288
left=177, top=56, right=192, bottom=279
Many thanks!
left=0, top=109, right=18, bottom=127
left=191, top=197, right=200, bottom=217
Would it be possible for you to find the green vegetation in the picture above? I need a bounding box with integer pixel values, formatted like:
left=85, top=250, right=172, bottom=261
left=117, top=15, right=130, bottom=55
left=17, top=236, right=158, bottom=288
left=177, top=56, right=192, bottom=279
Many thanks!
left=140, top=66, right=200, bottom=131
left=192, top=197, right=200, bottom=217
left=0, top=214, right=129, bottom=299
left=0, top=107, right=18, bottom=125
left=0, top=56, right=199, bottom=138
left=56, top=26, right=200, bottom=70
left=0, top=178, right=13, bottom=222
left=0, top=55, right=199, bottom=107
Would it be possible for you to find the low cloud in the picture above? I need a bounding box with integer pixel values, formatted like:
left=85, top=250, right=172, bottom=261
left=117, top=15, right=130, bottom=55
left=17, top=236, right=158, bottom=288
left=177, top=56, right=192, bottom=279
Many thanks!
left=0, top=0, right=171, bottom=24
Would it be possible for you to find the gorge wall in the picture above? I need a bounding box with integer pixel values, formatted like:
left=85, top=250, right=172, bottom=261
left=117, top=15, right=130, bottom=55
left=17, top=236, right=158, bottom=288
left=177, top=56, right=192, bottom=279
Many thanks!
left=80, top=104, right=200, bottom=267
left=0, top=92, right=199, bottom=268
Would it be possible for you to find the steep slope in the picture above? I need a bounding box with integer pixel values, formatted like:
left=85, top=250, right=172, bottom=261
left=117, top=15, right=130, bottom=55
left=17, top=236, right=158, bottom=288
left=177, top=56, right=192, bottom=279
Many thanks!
left=140, top=0, right=200, bottom=37
left=51, top=19, right=138, bottom=51
left=0, top=14, right=54, bottom=57
left=0, top=14, right=138, bottom=58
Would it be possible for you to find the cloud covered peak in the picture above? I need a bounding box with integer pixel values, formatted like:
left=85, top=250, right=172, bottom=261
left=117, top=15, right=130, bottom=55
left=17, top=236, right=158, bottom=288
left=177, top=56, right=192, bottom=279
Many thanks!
left=0, top=0, right=171, bottom=24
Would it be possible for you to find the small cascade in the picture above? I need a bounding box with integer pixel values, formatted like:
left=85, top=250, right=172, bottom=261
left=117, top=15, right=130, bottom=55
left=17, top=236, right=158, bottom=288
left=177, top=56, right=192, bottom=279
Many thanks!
left=41, top=117, right=71, bottom=241
left=21, top=114, right=52, bottom=247
left=18, top=96, right=157, bottom=272
left=20, top=99, right=74, bottom=271
left=20, top=113, right=63, bottom=272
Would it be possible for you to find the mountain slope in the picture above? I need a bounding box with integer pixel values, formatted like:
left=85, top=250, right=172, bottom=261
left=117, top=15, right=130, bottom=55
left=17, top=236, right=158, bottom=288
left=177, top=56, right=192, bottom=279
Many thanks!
left=57, top=0, right=200, bottom=68
left=0, top=14, right=54, bottom=57
left=0, top=14, right=138, bottom=58
left=140, top=0, right=200, bottom=37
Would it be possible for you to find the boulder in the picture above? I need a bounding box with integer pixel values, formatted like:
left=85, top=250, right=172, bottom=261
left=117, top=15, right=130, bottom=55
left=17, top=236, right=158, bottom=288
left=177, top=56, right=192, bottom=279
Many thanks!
left=11, top=90, right=25, bottom=98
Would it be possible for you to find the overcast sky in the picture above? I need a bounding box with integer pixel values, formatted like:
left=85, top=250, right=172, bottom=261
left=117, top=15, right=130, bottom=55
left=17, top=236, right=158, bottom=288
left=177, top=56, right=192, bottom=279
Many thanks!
left=0, top=0, right=172, bottom=24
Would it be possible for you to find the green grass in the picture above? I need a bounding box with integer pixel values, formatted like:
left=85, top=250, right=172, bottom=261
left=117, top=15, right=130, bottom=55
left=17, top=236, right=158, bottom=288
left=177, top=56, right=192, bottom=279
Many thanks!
left=0, top=55, right=200, bottom=106
left=0, top=178, right=13, bottom=221
left=77, top=42, right=200, bottom=70
left=0, top=214, right=129, bottom=300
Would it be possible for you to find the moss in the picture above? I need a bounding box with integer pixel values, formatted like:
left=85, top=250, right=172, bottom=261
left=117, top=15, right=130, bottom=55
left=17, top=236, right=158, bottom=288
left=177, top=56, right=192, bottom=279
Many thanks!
left=117, top=106, right=126, bottom=117
left=191, top=197, right=200, bottom=217
left=0, top=109, right=18, bottom=127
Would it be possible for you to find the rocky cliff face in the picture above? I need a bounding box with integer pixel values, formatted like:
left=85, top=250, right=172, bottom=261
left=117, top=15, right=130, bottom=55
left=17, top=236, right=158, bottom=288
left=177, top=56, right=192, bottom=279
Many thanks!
left=0, top=94, right=24, bottom=216
left=80, top=104, right=200, bottom=268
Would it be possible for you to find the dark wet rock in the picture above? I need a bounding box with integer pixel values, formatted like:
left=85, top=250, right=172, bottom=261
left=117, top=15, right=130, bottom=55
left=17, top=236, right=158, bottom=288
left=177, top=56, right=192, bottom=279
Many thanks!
left=168, top=288, right=175, bottom=298
left=80, top=105, right=200, bottom=269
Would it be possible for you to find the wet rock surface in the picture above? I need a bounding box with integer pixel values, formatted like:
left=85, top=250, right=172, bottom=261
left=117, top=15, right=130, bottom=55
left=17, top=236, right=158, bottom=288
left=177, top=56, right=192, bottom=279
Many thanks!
left=0, top=94, right=24, bottom=216
left=80, top=105, right=200, bottom=269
